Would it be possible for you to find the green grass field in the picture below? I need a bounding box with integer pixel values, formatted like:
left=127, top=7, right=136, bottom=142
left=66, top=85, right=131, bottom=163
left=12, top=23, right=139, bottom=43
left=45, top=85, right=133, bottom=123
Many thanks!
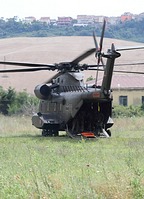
left=1, top=115, right=144, bottom=199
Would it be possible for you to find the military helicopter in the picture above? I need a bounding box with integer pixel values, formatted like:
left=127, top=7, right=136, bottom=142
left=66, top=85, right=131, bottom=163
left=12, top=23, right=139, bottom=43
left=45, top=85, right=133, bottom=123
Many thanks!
left=0, top=19, right=144, bottom=138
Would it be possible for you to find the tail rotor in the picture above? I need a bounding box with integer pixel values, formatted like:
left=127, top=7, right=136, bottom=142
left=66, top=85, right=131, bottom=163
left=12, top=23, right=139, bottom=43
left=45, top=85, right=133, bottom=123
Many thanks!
left=93, top=19, right=106, bottom=86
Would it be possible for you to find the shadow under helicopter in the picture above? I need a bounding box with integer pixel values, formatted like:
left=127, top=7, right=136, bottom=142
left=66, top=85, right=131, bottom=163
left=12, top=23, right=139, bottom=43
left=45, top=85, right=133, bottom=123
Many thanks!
left=1, top=133, right=100, bottom=142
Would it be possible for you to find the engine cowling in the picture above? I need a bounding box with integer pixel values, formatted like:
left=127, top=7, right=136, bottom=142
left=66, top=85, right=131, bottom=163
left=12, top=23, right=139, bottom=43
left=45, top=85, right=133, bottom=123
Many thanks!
left=34, top=84, right=51, bottom=100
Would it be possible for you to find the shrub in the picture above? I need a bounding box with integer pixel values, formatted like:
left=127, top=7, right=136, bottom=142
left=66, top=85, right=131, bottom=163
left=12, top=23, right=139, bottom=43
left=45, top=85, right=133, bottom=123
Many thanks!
left=0, top=87, right=39, bottom=115
left=113, top=105, right=144, bottom=118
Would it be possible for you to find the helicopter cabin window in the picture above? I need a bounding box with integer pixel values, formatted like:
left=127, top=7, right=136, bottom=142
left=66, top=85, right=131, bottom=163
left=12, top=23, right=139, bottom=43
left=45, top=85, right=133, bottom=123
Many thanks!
left=47, top=102, right=57, bottom=112
left=47, top=102, right=61, bottom=112
left=119, top=96, right=128, bottom=106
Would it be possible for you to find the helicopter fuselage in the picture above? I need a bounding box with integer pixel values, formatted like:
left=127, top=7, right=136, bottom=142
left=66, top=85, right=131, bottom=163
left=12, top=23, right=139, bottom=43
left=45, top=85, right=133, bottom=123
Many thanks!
left=32, top=71, right=113, bottom=137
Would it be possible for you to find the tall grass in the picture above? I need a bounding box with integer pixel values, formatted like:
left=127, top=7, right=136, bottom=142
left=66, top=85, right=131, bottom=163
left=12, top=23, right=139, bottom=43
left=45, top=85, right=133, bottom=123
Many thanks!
left=0, top=115, right=144, bottom=198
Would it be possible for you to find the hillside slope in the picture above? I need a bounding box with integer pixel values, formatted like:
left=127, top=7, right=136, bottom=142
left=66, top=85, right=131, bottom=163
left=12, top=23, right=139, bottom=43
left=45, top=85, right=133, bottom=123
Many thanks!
left=0, top=36, right=144, bottom=94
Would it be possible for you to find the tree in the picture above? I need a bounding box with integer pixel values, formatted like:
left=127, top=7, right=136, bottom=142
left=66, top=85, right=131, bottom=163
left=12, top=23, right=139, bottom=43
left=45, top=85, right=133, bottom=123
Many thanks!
left=0, top=87, right=16, bottom=115
left=0, top=87, right=39, bottom=115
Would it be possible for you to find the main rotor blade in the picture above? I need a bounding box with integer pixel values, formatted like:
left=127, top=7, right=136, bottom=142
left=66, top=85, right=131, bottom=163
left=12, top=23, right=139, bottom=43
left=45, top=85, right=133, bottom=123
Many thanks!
left=0, top=67, right=50, bottom=73
left=115, top=62, right=144, bottom=66
left=114, top=70, right=144, bottom=75
left=0, top=61, right=55, bottom=69
left=88, top=68, right=144, bottom=75
left=84, top=64, right=103, bottom=68
left=116, top=46, right=144, bottom=51
left=87, top=62, right=144, bottom=68
left=71, top=48, right=96, bottom=65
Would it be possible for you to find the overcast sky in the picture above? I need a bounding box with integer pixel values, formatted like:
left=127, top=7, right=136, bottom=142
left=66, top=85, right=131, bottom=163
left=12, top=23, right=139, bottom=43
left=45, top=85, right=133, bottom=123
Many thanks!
left=0, top=0, right=144, bottom=19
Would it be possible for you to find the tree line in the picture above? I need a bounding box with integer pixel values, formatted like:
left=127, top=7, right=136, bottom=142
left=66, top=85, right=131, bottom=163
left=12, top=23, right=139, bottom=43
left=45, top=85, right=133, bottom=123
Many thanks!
left=0, top=17, right=144, bottom=42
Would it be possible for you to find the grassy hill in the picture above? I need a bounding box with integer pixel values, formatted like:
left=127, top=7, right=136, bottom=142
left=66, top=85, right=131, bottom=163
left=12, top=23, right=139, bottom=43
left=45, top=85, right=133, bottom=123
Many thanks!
left=0, top=36, right=144, bottom=93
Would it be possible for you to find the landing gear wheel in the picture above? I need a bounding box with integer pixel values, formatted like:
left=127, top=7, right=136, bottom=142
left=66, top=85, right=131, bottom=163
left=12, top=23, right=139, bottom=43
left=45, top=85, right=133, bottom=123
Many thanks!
left=54, top=131, right=59, bottom=137
left=42, top=129, right=49, bottom=137
left=42, top=129, right=59, bottom=137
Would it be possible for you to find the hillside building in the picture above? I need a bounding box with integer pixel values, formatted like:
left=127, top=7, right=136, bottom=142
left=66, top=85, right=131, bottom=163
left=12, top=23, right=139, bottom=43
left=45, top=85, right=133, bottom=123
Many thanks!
left=39, top=17, right=50, bottom=24
left=77, top=15, right=105, bottom=25
left=112, top=75, right=144, bottom=106
left=24, top=16, right=36, bottom=23
left=87, top=75, right=144, bottom=106
left=120, top=12, right=133, bottom=22
left=57, top=17, right=73, bottom=26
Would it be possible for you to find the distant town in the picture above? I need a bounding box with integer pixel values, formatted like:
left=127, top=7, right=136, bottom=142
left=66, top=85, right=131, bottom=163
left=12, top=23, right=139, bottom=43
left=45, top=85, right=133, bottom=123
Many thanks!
left=21, top=12, right=144, bottom=25
left=0, top=12, right=144, bottom=42
left=2, top=12, right=144, bottom=26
